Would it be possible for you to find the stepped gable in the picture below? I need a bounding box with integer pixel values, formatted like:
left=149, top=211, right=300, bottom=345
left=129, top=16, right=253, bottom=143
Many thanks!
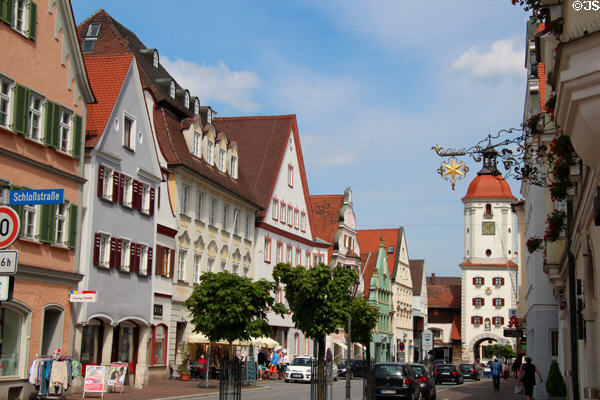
left=83, top=54, right=134, bottom=147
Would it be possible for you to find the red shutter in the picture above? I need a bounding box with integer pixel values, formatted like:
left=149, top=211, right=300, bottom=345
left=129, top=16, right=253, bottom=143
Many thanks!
left=481, top=277, right=484, bottom=285
left=148, top=247, right=153, bottom=275
left=138, top=184, right=144, bottom=211
left=133, top=181, right=139, bottom=209
left=501, top=317, right=505, bottom=325
left=130, top=242, right=136, bottom=270
left=119, top=174, right=125, bottom=204
left=112, top=172, right=120, bottom=203
left=93, top=233, right=101, bottom=265
left=501, top=277, right=505, bottom=285
left=155, top=245, right=164, bottom=276
left=150, top=187, right=155, bottom=216
left=169, top=249, right=175, bottom=278
left=135, top=243, right=141, bottom=272
left=472, top=277, right=476, bottom=285
left=116, top=239, right=122, bottom=269
left=97, top=165, right=104, bottom=197
left=471, top=316, right=475, bottom=324
left=110, top=237, right=117, bottom=268
left=501, top=298, right=505, bottom=306
left=472, top=298, right=476, bottom=305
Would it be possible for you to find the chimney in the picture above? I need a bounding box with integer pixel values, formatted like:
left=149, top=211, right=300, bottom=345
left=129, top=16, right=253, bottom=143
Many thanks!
left=431, top=273, right=436, bottom=283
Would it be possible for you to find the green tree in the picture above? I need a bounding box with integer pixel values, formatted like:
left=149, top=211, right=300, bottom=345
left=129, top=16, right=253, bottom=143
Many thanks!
left=349, top=296, right=378, bottom=396
left=273, top=262, right=356, bottom=400
left=185, top=271, right=285, bottom=357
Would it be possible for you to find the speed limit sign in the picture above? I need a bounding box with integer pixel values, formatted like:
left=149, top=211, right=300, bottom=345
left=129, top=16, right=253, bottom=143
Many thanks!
left=0, top=206, right=20, bottom=249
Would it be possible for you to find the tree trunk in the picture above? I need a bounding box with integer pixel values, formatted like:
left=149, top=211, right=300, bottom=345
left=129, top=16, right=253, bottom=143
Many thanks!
left=318, top=335, right=325, bottom=400
left=228, top=341, right=234, bottom=396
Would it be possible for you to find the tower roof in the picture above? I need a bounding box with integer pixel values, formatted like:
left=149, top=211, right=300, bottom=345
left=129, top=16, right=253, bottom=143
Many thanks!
left=462, top=174, right=516, bottom=201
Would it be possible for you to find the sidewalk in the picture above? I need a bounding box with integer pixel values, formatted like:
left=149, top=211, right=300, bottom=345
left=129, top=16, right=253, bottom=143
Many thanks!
left=439, top=375, right=528, bottom=400
left=65, top=378, right=268, bottom=400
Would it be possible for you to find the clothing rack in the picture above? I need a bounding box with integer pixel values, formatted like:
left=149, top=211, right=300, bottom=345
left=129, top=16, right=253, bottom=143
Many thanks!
left=30, top=356, right=78, bottom=400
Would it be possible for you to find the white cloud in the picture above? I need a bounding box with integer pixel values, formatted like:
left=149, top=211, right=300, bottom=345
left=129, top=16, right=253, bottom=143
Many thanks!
left=451, top=38, right=524, bottom=79
left=161, top=57, right=262, bottom=113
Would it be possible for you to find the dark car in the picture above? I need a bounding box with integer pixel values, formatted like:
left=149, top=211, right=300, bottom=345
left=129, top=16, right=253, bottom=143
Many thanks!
left=458, top=363, right=480, bottom=381
left=432, top=359, right=446, bottom=369
left=337, top=359, right=367, bottom=378
left=372, top=363, right=420, bottom=400
left=409, top=364, right=437, bottom=400
left=434, top=364, right=463, bottom=385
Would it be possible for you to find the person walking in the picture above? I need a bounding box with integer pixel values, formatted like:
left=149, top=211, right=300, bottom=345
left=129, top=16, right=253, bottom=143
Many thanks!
left=257, top=349, right=266, bottom=381
left=518, top=357, right=543, bottom=400
left=270, top=349, right=279, bottom=379
left=511, top=356, right=522, bottom=379
left=490, top=358, right=503, bottom=391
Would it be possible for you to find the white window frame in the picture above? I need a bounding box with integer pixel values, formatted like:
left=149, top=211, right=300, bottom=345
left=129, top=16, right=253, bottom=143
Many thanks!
left=286, top=245, right=292, bottom=263
left=194, top=99, right=200, bottom=115
left=123, top=175, right=133, bottom=207
left=138, top=243, right=148, bottom=274
left=0, top=302, right=31, bottom=378
left=28, top=92, right=43, bottom=141
left=276, top=242, right=283, bottom=264
left=244, top=214, right=250, bottom=238
left=121, top=239, right=131, bottom=272
left=54, top=201, right=69, bottom=245
left=184, top=91, right=190, bottom=108
left=287, top=206, right=292, bottom=227
left=0, top=76, right=12, bottom=128
left=123, top=114, right=135, bottom=151
left=301, top=212, right=306, bottom=232
left=102, top=167, right=114, bottom=201
left=294, top=209, right=299, bottom=229
left=59, top=108, right=72, bottom=152
left=295, top=249, right=301, bottom=265
left=195, top=191, right=204, bottom=220
left=193, top=131, right=201, bottom=157
left=272, top=199, right=278, bottom=221
left=23, top=204, right=37, bottom=240
left=232, top=263, right=239, bottom=275
left=141, top=183, right=150, bottom=214
left=99, top=233, right=110, bottom=268
left=218, top=149, right=225, bottom=171
left=230, top=156, right=238, bottom=179
left=222, top=203, right=228, bottom=230
left=264, top=238, right=271, bottom=263
left=180, top=184, right=190, bottom=215
left=206, top=141, right=213, bottom=164
left=87, top=22, right=101, bottom=37
left=280, top=202, right=286, bottom=224
left=207, top=257, right=214, bottom=272
left=169, top=81, right=176, bottom=99
left=152, top=50, right=159, bottom=68
left=209, top=197, right=217, bottom=226
left=14, top=0, right=28, bottom=35
left=233, top=209, right=240, bottom=235
left=177, top=251, right=186, bottom=281
left=287, top=165, right=293, bottom=187
left=193, top=254, right=201, bottom=284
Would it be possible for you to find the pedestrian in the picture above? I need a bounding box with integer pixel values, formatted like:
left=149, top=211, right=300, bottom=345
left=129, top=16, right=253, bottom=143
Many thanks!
left=490, top=358, right=503, bottom=391
left=197, top=355, right=207, bottom=380
left=518, top=357, right=544, bottom=400
left=280, top=349, right=289, bottom=380
left=257, top=349, right=266, bottom=381
left=270, top=349, right=279, bottom=379
left=511, top=356, right=521, bottom=379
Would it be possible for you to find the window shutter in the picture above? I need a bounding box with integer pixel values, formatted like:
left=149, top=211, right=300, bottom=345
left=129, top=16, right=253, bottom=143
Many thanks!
left=50, top=104, right=60, bottom=149
left=135, top=244, right=141, bottom=272
left=39, top=204, right=56, bottom=244
left=27, top=1, right=36, bottom=40
left=115, top=239, right=122, bottom=269
left=44, top=101, right=54, bottom=145
left=169, top=249, right=175, bottom=278
left=147, top=247, right=153, bottom=275
left=472, top=277, right=476, bottom=285
left=471, top=316, right=475, bottom=324
left=13, top=84, right=29, bottom=135
left=1, top=0, right=15, bottom=25
left=132, top=180, right=139, bottom=209
left=67, top=204, right=77, bottom=249
left=501, top=317, right=505, bottom=325
left=501, top=298, right=505, bottom=306
left=112, top=172, right=120, bottom=203
left=93, top=233, right=100, bottom=265
left=97, top=165, right=104, bottom=197
left=481, top=298, right=484, bottom=306
left=118, top=174, right=124, bottom=204
left=501, top=277, right=505, bottom=285
left=109, top=237, right=117, bottom=268
left=481, top=277, right=484, bottom=285
left=149, top=187, right=155, bottom=216
left=130, top=242, right=136, bottom=271
left=137, top=184, right=143, bottom=211
left=157, top=186, right=160, bottom=209
left=472, top=298, right=475, bottom=305
left=155, top=245, right=164, bottom=276
left=72, top=114, right=82, bottom=158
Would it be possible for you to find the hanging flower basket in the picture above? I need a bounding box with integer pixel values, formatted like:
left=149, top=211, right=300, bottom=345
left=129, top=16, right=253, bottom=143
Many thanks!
left=548, top=134, right=576, bottom=201
left=544, top=210, right=566, bottom=242
left=545, top=94, right=557, bottom=116
left=526, top=237, right=544, bottom=253
left=525, top=113, right=542, bottom=134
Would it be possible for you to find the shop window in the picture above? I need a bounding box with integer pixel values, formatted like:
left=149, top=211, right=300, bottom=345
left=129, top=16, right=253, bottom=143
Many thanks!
left=0, top=303, right=29, bottom=377
left=81, top=320, right=101, bottom=365
left=151, top=325, right=167, bottom=365
left=113, top=324, right=137, bottom=363
left=40, top=306, right=64, bottom=356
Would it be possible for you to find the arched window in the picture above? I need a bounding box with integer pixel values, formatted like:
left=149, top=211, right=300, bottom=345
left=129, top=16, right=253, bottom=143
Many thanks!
left=40, top=305, right=64, bottom=356
left=485, top=203, right=492, bottom=217
left=184, top=91, right=190, bottom=108
left=194, top=98, right=200, bottom=115
left=0, top=302, right=31, bottom=377
left=151, top=324, right=168, bottom=365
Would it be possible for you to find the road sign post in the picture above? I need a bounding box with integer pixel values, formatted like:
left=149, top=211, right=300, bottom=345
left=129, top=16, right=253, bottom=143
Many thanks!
left=0, top=206, right=20, bottom=250
left=422, top=329, right=433, bottom=354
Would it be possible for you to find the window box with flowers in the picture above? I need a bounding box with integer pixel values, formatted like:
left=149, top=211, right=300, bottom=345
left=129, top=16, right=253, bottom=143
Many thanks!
left=548, top=134, right=577, bottom=202
left=526, top=236, right=544, bottom=253
left=544, top=210, right=566, bottom=243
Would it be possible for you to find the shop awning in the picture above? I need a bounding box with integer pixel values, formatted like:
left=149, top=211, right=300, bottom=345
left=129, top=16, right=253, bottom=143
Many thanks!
left=249, top=336, right=280, bottom=348
left=334, top=342, right=347, bottom=351
left=187, top=333, right=251, bottom=346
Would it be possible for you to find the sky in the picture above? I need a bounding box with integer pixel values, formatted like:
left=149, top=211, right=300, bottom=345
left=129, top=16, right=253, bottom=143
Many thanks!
left=74, top=1, right=531, bottom=277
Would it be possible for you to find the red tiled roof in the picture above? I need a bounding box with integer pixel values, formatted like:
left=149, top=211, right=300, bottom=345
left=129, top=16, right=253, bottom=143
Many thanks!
left=408, top=259, right=424, bottom=295
left=310, top=195, right=344, bottom=243
left=83, top=54, right=134, bottom=147
left=427, top=276, right=461, bottom=308
left=462, top=174, right=516, bottom=201
left=357, top=229, right=400, bottom=278
left=360, top=251, right=378, bottom=297
left=450, top=314, right=461, bottom=340
left=460, top=260, right=518, bottom=268
left=213, top=115, right=317, bottom=237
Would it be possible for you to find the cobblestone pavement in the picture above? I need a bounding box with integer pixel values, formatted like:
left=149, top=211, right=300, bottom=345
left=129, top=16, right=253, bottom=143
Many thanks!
left=435, top=376, right=525, bottom=400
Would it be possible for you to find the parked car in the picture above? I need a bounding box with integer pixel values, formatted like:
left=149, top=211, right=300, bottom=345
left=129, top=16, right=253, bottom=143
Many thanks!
left=458, top=363, right=480, bottom=381
left=432, top=359, right=446, bottom=369
left=337, top=359, right=367, bottom=378
left=434, top=364, right=463, bottom=385
left=372, top=363, right=420, bottom=400
left=409, top=364, right=437, bottom=400
left=285, top=357, right=312, bottom=383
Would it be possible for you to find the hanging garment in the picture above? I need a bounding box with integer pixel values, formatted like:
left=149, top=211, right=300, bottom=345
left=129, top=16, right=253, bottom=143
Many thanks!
left=28, top=360, right=40, bottom=385
left=49, top=361, right=69, bottom=390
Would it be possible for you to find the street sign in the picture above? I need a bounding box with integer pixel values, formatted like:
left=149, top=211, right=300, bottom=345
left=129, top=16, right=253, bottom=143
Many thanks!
left=399, top=342, right=405, bottom=352
left=0, top=250, right=18, bottom=274
left=422, top=330, right=433, bottom=352
left=0, top=276, right=12, bottom=301
left=503, top=328, right=523, bottom=338
left=9, top=189, right=64, bottom=205
left=69, top=290, right=97, bottom=302
left=0, top=207, right=20, bottom=249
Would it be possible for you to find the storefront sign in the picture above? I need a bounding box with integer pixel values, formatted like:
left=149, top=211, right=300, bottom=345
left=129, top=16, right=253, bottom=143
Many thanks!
left=69, top=290, right=97, bottom=302
left=153, top=304, right=163, bottom=316
left=422, top=330, right=433, bottom=352
left=108, top=362, right=128, bottom=389
left=9, top=189, right=64, bottom=205
left=399, top=342, right=405, bottom=352
left=503, top=328, right=524, bottom=338
left=84, top=365, right=105, bottom=393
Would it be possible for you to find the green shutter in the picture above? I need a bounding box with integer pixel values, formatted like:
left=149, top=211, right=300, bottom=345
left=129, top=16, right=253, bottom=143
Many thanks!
left=44, top=101, right=55, bottom=146
left=0, top=0, right=6, bottom=24
left=67, top=204, right=77, bottom=249
left=8, top=185, right=24, bottom=238
left=39, top=203, right=56, bottom=244
left=27, top=1, right=36, bottom=40
left=12, top=84, right=29, bottom=136
left=73, top=114, right=82, bottom=158
left=1, top=0, right=14, bottom=26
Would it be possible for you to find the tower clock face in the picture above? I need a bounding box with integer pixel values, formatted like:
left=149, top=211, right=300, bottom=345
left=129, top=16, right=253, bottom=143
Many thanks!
left=482, top=221, right=495, bottom=235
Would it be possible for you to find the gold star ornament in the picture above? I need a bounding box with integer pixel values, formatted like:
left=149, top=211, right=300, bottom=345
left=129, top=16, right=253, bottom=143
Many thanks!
left=437, top=158, right=469, bottom=190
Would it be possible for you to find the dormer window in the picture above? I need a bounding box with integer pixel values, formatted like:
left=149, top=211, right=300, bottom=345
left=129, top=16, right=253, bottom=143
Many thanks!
left=153, top=50, right=159, bottom=69
left=87, top=23, right=101, bottom=37
left=194, top=99, right=200, bottom=115
left=218, top=149, right=225, bottom=171
left=206, top=109, right=212, bottom=124
left=206, top=140, right=213, bottom=164
left=192, top=131, right=201, bottom=157
left=231, top=156, right=238, bottom=179
left=169, top=81, right=175, bottom=99
left=184, top=91, right=190, bottom=108
left=82, top=23, right=102, bottom=53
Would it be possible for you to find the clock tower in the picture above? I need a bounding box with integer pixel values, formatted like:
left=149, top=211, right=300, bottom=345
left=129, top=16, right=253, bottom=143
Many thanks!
left=460, top=142, right=518, bottom=362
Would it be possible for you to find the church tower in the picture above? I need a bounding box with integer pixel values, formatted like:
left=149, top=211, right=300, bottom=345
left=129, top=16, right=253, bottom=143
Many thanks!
left=460, top=142, right=518, bottom=362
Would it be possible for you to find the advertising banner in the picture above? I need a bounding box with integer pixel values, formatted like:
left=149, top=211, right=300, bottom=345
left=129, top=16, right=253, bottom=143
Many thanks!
left=84, top=365, right=105, bottom=393
left=108, top=362, right=128, bottom=389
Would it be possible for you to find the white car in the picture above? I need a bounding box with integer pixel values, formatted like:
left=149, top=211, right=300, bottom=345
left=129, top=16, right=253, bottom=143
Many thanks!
left=285, top=357, right=338, bottom=383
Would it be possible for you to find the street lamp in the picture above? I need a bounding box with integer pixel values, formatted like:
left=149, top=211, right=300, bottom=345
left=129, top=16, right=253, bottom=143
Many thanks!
left=345, top=263, right=362, bottom=400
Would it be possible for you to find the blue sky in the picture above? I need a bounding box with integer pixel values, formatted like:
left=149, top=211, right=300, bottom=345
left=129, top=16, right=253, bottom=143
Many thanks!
left=74, top=1, right=530, bottom=277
